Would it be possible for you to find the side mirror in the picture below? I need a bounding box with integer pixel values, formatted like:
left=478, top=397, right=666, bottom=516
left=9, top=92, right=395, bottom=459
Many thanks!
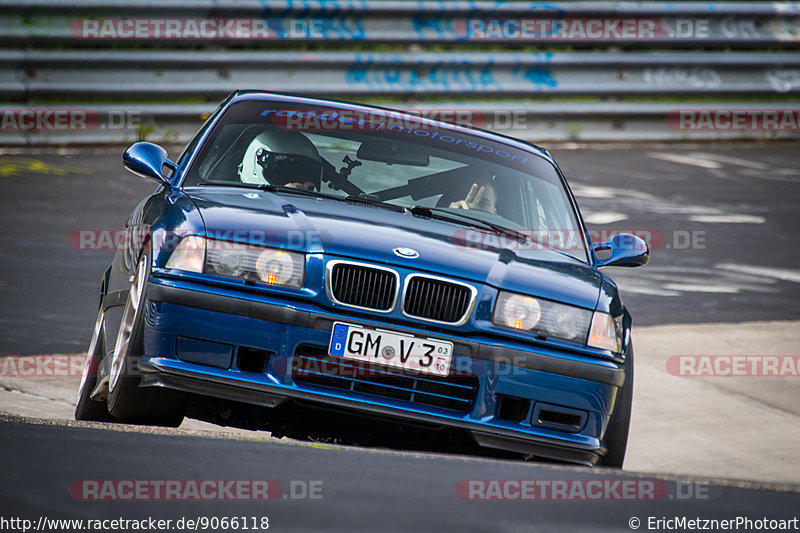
left=123, top=142, right=177, bottom=186
left=593, top=233, right=650, bottom=268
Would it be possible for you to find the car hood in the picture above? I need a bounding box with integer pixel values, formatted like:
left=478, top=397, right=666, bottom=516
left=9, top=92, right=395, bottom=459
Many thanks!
left=185, top=189, right=602, bottom=309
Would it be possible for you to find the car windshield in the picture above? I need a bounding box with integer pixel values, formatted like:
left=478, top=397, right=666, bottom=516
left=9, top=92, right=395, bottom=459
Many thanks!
left=182, top=98, right=588, bottom=261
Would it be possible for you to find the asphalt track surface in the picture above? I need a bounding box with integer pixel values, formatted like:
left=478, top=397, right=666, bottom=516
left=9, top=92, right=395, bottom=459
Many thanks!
left=1, top=144, right=799, bottom=531
left=2, top=415, right=799, bottom=533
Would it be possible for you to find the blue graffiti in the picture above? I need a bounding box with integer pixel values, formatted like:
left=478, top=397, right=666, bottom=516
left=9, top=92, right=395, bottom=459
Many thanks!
left=530, top=51, right=554, bottom=65
left=317, top=17, right=365, bottom=39
left=254, top=16, right=364, bottom=39
left=255, top=0, right=367, bottom=38
left=259, top=0, right=369, bottom=18
left=345, top=55, right=502, bottom=93
left=260, top=17, right=286, bottom=37
left=519, top=68, right=558, bottom=89
left=412, top=1, right=553, bottom=16
left=525, top=3, right=565, bottom=17
left=412, top=17, right=467, bottom=41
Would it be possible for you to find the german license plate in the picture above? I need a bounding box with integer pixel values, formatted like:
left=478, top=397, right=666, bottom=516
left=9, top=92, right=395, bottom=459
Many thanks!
left=328, top=322, right=453, bottom=376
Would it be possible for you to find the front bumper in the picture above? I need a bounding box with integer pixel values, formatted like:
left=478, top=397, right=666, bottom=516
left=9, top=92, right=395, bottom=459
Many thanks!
left=139, top=277, right=625, bottom=466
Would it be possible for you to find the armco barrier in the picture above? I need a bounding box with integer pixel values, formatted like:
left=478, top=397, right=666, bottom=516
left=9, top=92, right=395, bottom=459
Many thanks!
left=0, top=0, right=799, bottom=143
left=1, top=1, right=799, bottom=47
left=2, top=50, right=800, bottom=99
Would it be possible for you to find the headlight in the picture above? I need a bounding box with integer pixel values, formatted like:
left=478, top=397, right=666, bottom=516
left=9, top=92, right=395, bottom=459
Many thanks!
left=253, top=248, right=299, bottom=286
left=165, top=235, right=205, bottom=273
left=492, top=290, right=591, bottom=344
left=166, top=236, right=305, bottom=289
left=587, top=311, right=623, bottom=353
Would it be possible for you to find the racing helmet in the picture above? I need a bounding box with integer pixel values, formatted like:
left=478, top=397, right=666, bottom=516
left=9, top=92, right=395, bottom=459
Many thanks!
left=239, top=127, right=322, bottom=189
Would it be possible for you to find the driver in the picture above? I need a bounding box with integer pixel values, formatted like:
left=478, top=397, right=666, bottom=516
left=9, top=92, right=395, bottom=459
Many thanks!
left=239, top=127, right=322, bottom=191
left=449, top=179, right=497, bottom=214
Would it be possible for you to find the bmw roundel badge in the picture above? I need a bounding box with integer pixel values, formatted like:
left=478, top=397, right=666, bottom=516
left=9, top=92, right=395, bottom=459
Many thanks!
left=393, top=247, right=420, bottom=259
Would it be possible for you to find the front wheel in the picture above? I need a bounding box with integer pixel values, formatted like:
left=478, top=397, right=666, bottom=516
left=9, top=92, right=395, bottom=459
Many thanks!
left=600, top=344, right=634, bottom=468
left=106, top=252, right=186, bottom=426
left=75, top=309, right=116, bottom=422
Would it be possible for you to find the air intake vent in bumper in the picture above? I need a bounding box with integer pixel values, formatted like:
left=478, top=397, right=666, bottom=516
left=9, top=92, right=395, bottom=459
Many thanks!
left=293, top=346, right=478, bottom=413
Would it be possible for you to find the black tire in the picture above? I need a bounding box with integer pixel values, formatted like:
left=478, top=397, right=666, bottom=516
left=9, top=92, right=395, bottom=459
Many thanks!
left=75, top=310, right=117, bottom=422
left=106, top=252, right=186, bottom=426
left=600, top=344, right=634, bottom=468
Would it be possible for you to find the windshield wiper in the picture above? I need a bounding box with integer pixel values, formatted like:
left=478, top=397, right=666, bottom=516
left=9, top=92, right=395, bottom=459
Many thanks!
left=198, top=181, right=342, bottom=199
left=410, top=206, right=529, bottom=244
left=258, top=184, right=341, bottom=199
left=344, top=195, right=406, bottom=212
left=197, top=181, right=263, bottom=190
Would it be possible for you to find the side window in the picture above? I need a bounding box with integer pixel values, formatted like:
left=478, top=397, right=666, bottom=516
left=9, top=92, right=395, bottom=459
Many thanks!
left=536, top=197, right=549, bottom=230
left=198, top=124, right=263, bottom=182
left=524, top=178, right=563, bottom=231
left=541, top=182, right=572, bottom=232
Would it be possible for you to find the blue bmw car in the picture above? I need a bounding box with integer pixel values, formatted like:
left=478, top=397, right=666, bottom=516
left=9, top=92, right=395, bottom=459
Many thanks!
left=75, top=91, right=648, bottom=467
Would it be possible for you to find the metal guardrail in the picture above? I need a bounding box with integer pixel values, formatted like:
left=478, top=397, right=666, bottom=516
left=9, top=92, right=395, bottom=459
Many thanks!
left=2, top=1, right=799, bottom=47
left=3, top=50, right=800, bottom=99
left=1, top=1, right=799, bottom=143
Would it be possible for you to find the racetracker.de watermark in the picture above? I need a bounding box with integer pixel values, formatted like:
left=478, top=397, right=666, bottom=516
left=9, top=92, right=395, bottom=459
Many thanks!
left=66, top=229, right=329, bottom=252
left=1, top=109, right=141, bottom=132
left=453, top=18, right=709, bottom=40
left=261, top=108, right=547, bottom=132
left=456, top=479, right=711, bottom=501
left=264, top=108, right=483, bottom=131
left=103, top=353, right=560, bottom=382
left=666, top=355, right=800, bottom=377
left=452, top=229, right=706, bottom=253
left=0, top=355, right=85, bottom=378
left=68, top=479, right=323, bottom=501
left=667, top=109, right=800, bottom=131
left=69, top=17, right=361, bottom=40
left=72, top=18, right=275, bottom=40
